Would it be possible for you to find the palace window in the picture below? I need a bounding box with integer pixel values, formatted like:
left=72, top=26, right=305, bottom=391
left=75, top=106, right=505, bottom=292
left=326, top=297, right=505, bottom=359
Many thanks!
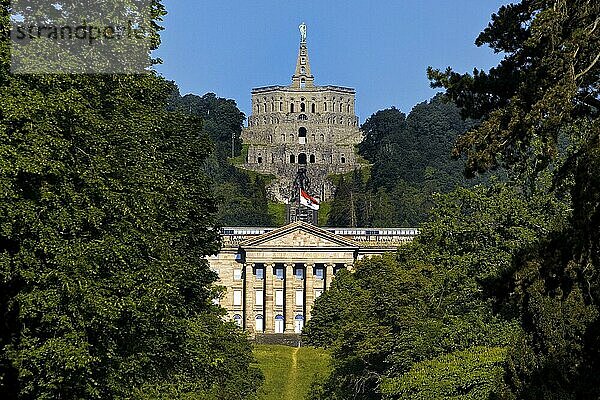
left=341, top=156, right=346, bottom=164
left=233, top=269, right=242, bottom=280
left=255, top=290, right=264, bottom=306
left=233, top=314, right=243, bottom=327
left=295, top=290, right=303, bottom=306
left=255, top=314, right=264, bottom=332
left=290, top=154, right=296, bottom=164
left=275, top=290, right=284, bottom=306
left=290, top=103, right=295, bottom=113
left=255, top=265, right=264, bottom=280
left=275, top=267, right=284, bottom=280
left=311, top=103, right=316, bottom=113
left=294, top=315, right=304, bottom=333
left=233, top=290, right=242, bottom=306
left=275, top=315, right=284, bottom=333
left=310, top=154, right=316, bottom=163
left=294, top=266, right=304, bottom=280
left=300, top=102, right=306, bottom=112
left=324, top=102, right=327, bottom=111
left=315, top=267, right=324, bottom=280
left=257, top=156, right=262, bottom=164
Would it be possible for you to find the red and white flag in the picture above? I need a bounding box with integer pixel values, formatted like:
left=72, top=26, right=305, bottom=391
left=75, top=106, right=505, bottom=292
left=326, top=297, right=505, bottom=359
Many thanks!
left=300, top=189, right=320, bottom=210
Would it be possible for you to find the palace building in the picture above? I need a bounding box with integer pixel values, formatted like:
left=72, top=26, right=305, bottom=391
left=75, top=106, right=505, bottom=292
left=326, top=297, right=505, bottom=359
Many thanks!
left=208, top=222, right=418, bottom=336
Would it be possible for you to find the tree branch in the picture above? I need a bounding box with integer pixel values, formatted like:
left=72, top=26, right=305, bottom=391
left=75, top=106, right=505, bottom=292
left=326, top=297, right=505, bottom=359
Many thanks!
left=575, top=51, right=600, bottom=80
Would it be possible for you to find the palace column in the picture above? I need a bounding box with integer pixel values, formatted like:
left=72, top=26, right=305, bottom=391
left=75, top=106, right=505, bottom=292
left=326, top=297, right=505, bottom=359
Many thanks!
left=264, top=263, right=276, bottom=334
left=305, top=263, right=315, bottom=321
left=325, top=263, right=335, bottom=290
left=243, top=262, right=254, bottom=332
left=284, top=262, right=295, bottom=332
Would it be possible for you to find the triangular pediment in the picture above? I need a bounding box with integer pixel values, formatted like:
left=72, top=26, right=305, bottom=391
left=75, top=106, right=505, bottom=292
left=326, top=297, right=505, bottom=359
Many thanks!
left=240, top=221, right=358, bottom=250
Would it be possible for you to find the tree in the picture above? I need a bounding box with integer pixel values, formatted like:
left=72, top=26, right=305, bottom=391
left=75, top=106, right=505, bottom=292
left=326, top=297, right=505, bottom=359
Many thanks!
left=428, top=1, right=600, bottom=397
left=0, top=2, right=261, bottom=398
left=305, top=183, right=563, bottom=399
left=169, top=91, right=277, bottom=227
left=327, top=95, right=480, bottom=227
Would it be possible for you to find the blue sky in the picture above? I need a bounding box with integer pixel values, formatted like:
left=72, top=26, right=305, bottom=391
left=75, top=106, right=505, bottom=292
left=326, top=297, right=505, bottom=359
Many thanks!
left=154, top=1, right=509, bottom=122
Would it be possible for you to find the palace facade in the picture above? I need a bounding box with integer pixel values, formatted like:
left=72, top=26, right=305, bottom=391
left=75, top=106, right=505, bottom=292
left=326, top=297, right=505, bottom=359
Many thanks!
left=208, top=222, right=418, bottom=335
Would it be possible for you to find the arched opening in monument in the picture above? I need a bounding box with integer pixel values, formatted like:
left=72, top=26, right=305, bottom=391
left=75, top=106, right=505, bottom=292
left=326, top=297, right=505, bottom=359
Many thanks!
left=298, top=127, right=307, bottom=144
left=311, top=103, right=316, bottom=113
left=290, top=154, right=296, bottom=163
left=300, top=79, right=306, bottom=88
left=257, top=156, right=262, bottom=164
left=324, top=102, right=328, bottom=111
left=298, top=153, right=307, bottom=164
left=300, top=66, right=305, bottom=74
left=341, top=156, right=346, bottom=164
left=290, top=103, right=295, bottom=113
left=320, top=133, right=325, bottom=142
left=309, top=154, right=316, bottom=163
left=298, top=114, right=307, bottom=121
left=300, top=102, right=306, bottom=112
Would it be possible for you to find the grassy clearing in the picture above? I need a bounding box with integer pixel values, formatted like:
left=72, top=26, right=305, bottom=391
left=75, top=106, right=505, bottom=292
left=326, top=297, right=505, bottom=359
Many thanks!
left=253, top=344, right=330, bottom=400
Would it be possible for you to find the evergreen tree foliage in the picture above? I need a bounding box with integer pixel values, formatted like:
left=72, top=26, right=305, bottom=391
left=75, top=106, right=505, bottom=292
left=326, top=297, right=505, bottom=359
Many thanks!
left=429, top=1, right=600, bottom=397
left=169, top=91, right=276, bottom=227
left=0, top=2, right=262, bottom=398
left=328, top=94, right=479, bottom=227
left=304, top=183, right=566, bottom=399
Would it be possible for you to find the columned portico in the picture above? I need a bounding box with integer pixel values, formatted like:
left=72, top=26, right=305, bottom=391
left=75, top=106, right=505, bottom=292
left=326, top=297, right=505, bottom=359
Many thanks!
left=207, top=221, right=418, bottom=336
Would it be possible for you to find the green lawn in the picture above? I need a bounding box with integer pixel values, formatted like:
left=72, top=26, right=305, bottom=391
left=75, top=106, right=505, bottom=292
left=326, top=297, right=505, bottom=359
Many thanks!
left=253, top=344, right=331, bottom=400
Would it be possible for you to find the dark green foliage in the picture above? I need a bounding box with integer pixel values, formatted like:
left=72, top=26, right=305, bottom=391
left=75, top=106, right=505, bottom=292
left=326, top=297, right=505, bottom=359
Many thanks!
left=0, top=2, right=261, bottom=398
left=169, top=92, right=276, bottom=227
left=428, top=1, right=600, bottom=398
left=327, top=94, right=480, bottom=227
left=305, top=183, right=564, bottom=399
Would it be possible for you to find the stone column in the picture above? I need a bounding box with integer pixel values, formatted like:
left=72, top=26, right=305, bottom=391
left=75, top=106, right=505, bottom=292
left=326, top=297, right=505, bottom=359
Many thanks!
left=285, top=263, right=295, bottom=332
left=264, top=263, right=275, bottom=334
left=325, top=263, right=335, bottom=290
left=305, top=263, right=315, bottom=321
left=243, top=263, right=254, bottom=332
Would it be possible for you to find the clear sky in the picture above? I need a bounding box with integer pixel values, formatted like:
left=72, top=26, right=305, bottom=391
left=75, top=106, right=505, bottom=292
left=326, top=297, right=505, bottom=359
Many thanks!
left=154, top=1, right=509, bottom=122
